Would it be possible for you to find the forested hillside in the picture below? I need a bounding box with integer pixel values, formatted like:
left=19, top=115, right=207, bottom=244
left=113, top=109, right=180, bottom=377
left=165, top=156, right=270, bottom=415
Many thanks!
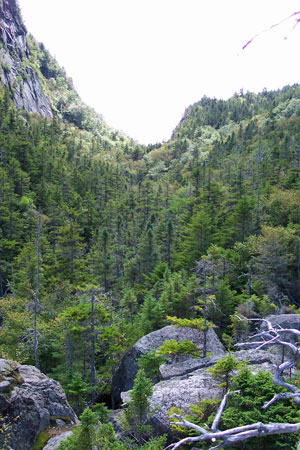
left=1, top=72, right=300, bottom=398
left=1, top=2, right=300, bottom=447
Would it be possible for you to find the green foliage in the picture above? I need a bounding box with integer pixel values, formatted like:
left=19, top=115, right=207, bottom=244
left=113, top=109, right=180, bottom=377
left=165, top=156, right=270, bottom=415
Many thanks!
left=167, top=315, right=207, bottom=331
left=129, top=369, right=153, bottom=421
left=76, top=407, right=98, bottom=450
left=138, top=349, right=168, bottom=377
left=34, top=429, right=53, bottom=450
left=0, top=295, right=31, bottom=360
left=137, top=435, right=166, bottom=449
left=120, top=287, right=138, bottom=320
left=57, top=407, right=98, bottom=450
left=96, top=422, right=166, bottom=450
left=207, top=354, right=240, bottom=389
left=208, top=281, right=239, bottom=332
left=56, top=410, right=166, bottom=450
left=92, top=403, right=111, bottom=423
left=139, top=294, right=166, bottom=334
left=168, top=398, right=219, bottom=435
left=250, top=225, right=298, bottom=305
left=158, top=270, right=196, bottom=317
left=156, top=339, right=199, bottom=358
left=175, top=208, right=212, bottom=270
left=138, top=339, right=200, bottom=378
left=173, top=367, right=300, bottom=450
left=96, top=422, right=127, bottom=450
left=189, top=398, right=220, bottom=424
left=122, top=369, right=155, bottom=445
left=220, top=368, right=300, bottom=449
left=64, top=374, right=90, bottom=412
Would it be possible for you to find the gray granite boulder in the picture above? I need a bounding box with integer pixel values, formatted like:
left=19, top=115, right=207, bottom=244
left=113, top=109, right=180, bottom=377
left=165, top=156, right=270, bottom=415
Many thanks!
left=0, top=359, right=77, bottom=450
left=149, top=349, right=280, bottom=436
left=112, top=326, right=225, bottom=404
left=150, top=366, right=222, bottom=436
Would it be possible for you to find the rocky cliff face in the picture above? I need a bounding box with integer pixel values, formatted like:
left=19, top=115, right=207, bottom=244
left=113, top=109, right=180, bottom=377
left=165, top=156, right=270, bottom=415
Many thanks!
left=0, top=0, right=52, bottom=116
left=0, top=359, right=77, bottom=450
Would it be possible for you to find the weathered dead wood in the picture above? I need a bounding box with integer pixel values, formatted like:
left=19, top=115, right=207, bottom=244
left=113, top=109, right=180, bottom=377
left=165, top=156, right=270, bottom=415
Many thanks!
left=165, top=416, right=300, bottom=450
left=235, top=316, right=300, bottom=406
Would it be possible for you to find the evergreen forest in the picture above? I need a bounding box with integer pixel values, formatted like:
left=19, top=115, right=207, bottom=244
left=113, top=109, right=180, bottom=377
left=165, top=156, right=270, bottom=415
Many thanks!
left=1, top=6, right=300, bottom=449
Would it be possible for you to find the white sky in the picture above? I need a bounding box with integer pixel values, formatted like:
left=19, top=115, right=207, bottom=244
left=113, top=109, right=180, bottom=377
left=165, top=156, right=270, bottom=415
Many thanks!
left=18, top=0, right=300, bottom=144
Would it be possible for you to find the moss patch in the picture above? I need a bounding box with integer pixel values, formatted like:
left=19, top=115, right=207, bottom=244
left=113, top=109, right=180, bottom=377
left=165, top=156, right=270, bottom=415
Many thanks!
left=33, top=422, right=75, bottom=450
left=32, top=429, right=50, bottom=450
left=32, top=424, right=74, bottom=450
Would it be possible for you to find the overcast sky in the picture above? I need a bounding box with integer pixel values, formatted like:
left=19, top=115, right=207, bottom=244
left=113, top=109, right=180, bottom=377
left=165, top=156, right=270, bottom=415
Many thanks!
left=18, top=0, right=300, bottom=144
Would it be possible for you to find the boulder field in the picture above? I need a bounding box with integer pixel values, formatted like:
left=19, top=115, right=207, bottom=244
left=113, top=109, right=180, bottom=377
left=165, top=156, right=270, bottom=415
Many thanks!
left=1, top=315, right=300, bottom=448
left=114, top=316, right=300, bottom=437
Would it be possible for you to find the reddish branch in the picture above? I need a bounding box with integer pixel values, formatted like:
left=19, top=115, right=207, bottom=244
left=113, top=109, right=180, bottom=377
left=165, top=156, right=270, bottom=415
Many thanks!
left=243, top=11, right=300, bottom=50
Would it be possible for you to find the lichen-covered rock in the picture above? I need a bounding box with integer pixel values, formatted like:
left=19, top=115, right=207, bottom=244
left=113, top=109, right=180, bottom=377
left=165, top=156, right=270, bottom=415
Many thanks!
left=0, top=359, right=77, bottom=450
left=150, top=368, right=222, bottom=436
left=149, top=349, right=280, bottom=436
left=159, top=355, right=220, bottom=380
left=112, top=326, right=225, bottom=404
left=112, top=323, right=289, bottom=439
left=0, top=380, right=10, bottom=393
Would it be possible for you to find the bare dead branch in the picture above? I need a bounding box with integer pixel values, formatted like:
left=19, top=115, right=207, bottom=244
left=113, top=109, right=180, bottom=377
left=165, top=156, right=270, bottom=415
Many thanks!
left=164, top=435, right=208, bottom=450
left=165, top=417, right=300, bottom=450
left=275, top=339, right=299, bottom=356
left=211, top=390, right=239, bottom=432
left=234, top=315, right=271, bottom=328
left=170, top=414, right=207, bottom=435
left=263, top=392, right=300, bottom=410
left=241, top=11, right=300, bottom=48
left=235, top=315, right=300, bottom=405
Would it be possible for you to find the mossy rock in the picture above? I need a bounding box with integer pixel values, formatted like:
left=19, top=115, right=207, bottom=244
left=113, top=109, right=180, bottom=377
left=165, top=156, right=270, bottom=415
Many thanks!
left=33, top=422, right=75, bottom=450
left=32, top=429, right=51, bottom=450
left=11, top=369, right=24, bottom=386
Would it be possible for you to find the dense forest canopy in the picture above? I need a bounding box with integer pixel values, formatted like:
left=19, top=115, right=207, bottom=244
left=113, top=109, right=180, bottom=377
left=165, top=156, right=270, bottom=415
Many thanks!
left=1, top=54, right=299, bottom=390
